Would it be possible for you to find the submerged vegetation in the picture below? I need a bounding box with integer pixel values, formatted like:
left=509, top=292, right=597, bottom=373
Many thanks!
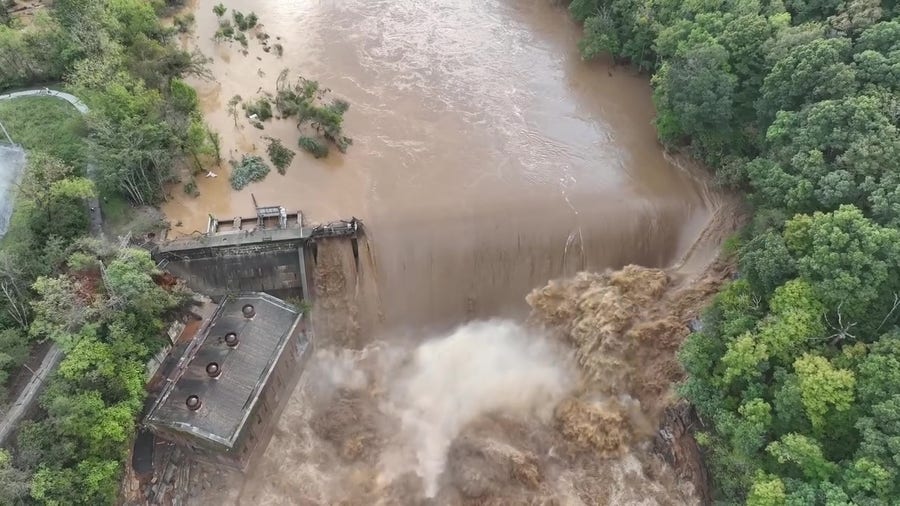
left=213, top=7, right=258, bottom=44
left=243, top=96, right=273, bottom=121
left=229, top=154, right=270, bottom=190
left=568, top=0, right=900, bottom=502
left=298, top=136, right=328, bottom=158
left=275, top=70, right=353, bottom=157
left=264, top=137, right=295, bottom=174
left=232, top=10, right=258, bottom=31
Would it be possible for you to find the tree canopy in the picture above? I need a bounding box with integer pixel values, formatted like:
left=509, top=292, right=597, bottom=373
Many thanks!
left=568, top=0, right=900, bottom=502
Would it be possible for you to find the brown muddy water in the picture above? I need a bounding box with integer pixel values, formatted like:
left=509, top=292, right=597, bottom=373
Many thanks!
left=164, top=0, right=732, bottom=504
left=164, top=0, right=717, bottom=332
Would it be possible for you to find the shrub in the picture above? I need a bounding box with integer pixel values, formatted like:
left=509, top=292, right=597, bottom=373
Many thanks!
left=229, top=155, right=270, bottom=190
left=243, top=97, right=272, bottom=121
left=245, top=12, right=258, bottom=29
left=212, top=3, right=226, bottom=17
left=299, top=137, right=328, bottom=158
left=234, top=31, right=248, bottom=47
left=274, top=43, right=284, bottom=56
left=183, top=179, right=199, bottom=197
left=215, top=19, right=234, bottom=40
left=233, top=10, right=258, bottom=31
left=264, top=137, right=295, bottom=174
left=173, top=13, right=194, bottom=33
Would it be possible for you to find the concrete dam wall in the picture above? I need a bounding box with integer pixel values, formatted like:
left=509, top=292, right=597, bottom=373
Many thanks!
left=153, top=220, right=359, bottom=301
left=154, top=230, right=315, bottom=301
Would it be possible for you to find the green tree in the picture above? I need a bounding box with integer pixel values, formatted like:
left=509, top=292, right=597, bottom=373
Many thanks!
left=793, top=354, right=855, bottom=431
left=568, top=0, right=599, bottom=22
left=759, top=38, right=856, bottom=124
left=739, top=229, right=797, bottom=294
left=756, top=280, right=824, bottom=364
left=579, top=11, right=621, bottom=60
left=854, top=395, right=900, bottom=492
left=855, top=334, right=900, bottom=407
left=854, top=20, right=900, bottom=53
left=747, top=473, right=787, bottom=506
left=0, top=449, right=30, bottom=505
left=30, top=465, right=79, bottom=506
left=103, top=248, right=173, bottom=317
left=767, top=433, right=838, bottom=481
left=751, top=96, right=900, bottom=216
left=842, top=457, right=892, bottom=502
left=783, top=206, right=900, bottom=330
left=57, top=334, right=144, bottom=407
left=29, top=275, right=94, bottom=348
left=652, top=42, right=736, bottom=150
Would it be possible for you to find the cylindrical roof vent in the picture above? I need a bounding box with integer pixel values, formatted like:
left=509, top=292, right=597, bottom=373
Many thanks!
left=206, top=362, right=221, bottom=378
left=224, top=332, right=239, bottom=347
left=186, top=395, right=202, bottom=411
left=242, top=304, right=256, bottom=319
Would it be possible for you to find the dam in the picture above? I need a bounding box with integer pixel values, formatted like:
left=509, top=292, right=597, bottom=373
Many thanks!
left=153, top=201, right=360, bottom=301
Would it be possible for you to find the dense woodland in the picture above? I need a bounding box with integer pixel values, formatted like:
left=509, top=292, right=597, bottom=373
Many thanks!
left=569, top=0, right=900, bottom=503
left=0, top=0, right=200, bottom=503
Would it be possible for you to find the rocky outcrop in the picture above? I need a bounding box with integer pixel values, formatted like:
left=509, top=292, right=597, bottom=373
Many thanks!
left=654, top=401, right=711, bottom=505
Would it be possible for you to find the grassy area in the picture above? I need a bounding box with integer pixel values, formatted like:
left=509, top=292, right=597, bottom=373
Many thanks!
left=0, top=96, right=87, bottom=169
left=0, top=96, right=87, bottom=250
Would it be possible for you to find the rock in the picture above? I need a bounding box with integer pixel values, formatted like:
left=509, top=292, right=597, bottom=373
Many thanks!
left=653, top=401, right=711, bottom=505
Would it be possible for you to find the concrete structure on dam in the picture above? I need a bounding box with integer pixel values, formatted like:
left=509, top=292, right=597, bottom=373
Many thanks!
left=153, top=203, right=360, bottom=301
left=139, top=202, right=359, bottom=476
left=145, top=293, right=312, bottom=470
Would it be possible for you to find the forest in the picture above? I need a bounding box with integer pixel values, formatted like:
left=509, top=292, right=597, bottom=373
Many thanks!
left=569, top=0, right=900, bottom=503
left=0, top=0, right=202, bottom=503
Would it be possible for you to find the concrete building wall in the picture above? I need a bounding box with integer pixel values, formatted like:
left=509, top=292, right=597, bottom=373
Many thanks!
left=234, top=317, right=313, bottom=470
left=158, top=241, right=310, bottom=300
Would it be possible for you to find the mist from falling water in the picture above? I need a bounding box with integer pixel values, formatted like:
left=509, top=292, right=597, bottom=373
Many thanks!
left=377, top=320, right=576, bottom=497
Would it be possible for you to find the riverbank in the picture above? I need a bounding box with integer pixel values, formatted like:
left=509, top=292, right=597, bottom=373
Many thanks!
left=0, top=1, right=232, bottom=502
left=567, top=0, right=900, bottom=502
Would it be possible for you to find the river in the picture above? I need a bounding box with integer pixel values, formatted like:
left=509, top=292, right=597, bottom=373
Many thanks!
left=163, top=0, right=717, bottom=334
left=164, top=1, right=727, bottom=503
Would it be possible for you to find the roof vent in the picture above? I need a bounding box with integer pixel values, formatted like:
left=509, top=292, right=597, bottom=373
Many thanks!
left=242, top=304, right=256, bottom=319
left=224, top=332, right=239, bottom=347
left=206, top=362, right=221, bottom=378
left=186, top=395, right=202, bottom=411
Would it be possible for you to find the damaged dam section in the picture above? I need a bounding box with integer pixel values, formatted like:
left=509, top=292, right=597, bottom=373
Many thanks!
left=127, top=207, right=364, bottom=502
left=191, top=257, right=734, bottom=505
left=153, top=210, right=361, bottom=302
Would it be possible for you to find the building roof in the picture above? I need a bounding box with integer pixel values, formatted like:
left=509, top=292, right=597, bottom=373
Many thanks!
left=145, top=293, right=304, bottom=448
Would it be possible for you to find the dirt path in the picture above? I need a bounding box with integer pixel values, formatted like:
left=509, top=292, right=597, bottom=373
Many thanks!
left=0, top=345, right=62, bottom=444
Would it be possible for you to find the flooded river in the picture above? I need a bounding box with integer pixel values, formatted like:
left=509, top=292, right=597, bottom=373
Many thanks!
left=164, top=0, right=716, bottom=332
left=163, top=0, right=733, bottom=504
